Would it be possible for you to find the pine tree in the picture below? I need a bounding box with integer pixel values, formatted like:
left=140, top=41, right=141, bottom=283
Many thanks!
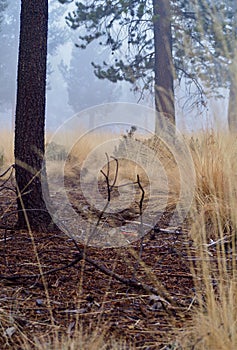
left=60, top=0, right=176, bottom=124
left=14, top=0, right=53, bottom=230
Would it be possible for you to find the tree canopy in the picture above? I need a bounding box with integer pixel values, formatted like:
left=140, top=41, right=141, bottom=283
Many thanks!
left=60, top=0, right=237, bottom=125
left=59, top=0, right=209, bottom=110
left=189, top=0, right=237, bottom=130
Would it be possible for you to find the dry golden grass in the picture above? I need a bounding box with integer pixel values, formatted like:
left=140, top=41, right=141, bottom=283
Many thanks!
left=182, top=223, right=237, bottom=349
left=183, top=270, right=237, bottom=349
left=61, top=129, right=182, bottom=227
left=180, top=132, right=237, bottom=349
left=0, top=129, right=14, bottom=167
left=0, top=310, right=131, bottom=350
left=189, top=131, right=237, bottom=241
left=1, top=129, right=237, bottom=349
left=19, top=328, right=131, bottom=350
left=63, top=129, right=158, bottom=190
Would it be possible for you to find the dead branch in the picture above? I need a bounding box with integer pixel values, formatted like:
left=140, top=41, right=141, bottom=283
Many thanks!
left=100, top=153, right=111, bottom=202
left=0, top=155, right=178, bottom=311
left=83, top=254, right=174, bottom=309
left=124, top=220, right=185, bottom=236
left=0, top=231, right=174, bottom=308
left=132, top=174, right=145, bottom=279
left=85, top=154, right=118, bottom=244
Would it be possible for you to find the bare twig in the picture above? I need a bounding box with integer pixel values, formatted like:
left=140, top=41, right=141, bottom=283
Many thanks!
left=0, top=186, right=16, bottom=193
left=124, top=220, right=184, bottom=235
left=0, top=254, right=82, bottom=281
left=100, top=153, right=111, bottom=201
left=110, top=156, right=119, bottom=187
left=0, top=164, right=15, bottom=179
left=132, top=174, right=145, bottom=278
left=0, top=165, right=16, bottom=194
left=0, top=155, right=177, bottom=311
left=0, top=225, right=16, bottom=230
left=205, top=236, right=228, bottom=248
left=86, top=154, right=119, bottom=245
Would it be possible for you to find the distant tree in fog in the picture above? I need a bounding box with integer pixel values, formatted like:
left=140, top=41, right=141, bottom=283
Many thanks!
left=0, top=0, right=69, bottom=113
left=0, top=2, right=20, bottom=112
left=59, top=42, right=120, bottom=113
left=0, top=0, right=7, bottom=29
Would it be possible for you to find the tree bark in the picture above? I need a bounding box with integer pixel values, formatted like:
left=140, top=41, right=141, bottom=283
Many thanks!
left=227, top=72, right=237, bottom=132
left=153, top=0, right=175, bottom=132
left=14, top=0, right=53, bottom=231
left=227, top=1, right=237, bottom=132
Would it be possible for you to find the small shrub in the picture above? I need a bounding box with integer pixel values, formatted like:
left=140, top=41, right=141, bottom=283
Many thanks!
left=46, top=142, right=67, bottom=161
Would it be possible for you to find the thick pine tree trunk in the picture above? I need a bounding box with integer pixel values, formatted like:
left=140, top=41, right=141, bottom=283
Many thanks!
left=14, top=0, right=53, bottom=231
left=153, top=0, right=175, bottom=132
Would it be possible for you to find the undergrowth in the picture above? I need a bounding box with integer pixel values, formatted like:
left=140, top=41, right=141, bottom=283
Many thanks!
left=1, top=129, right=237, bottom=349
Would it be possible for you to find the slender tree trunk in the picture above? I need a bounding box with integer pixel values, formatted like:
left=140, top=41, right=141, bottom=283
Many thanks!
left=228, top=1, right=237, bottom=132
left=14, top=0, right=53, bottom=231
left=153, top=0, right=175, bottom=132
left=227, top=72, right=237, bottom=132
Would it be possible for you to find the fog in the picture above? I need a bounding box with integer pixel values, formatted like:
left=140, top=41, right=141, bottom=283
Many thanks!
left=0, top=1, right=229, bottom=134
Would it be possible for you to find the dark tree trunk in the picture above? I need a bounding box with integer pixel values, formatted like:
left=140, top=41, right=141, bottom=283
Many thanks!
left=14, top=0, right=52, bottom=230
left=153, top=0, right=175, bottom=132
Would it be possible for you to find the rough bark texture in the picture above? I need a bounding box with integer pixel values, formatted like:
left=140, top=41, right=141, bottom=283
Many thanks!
left=153, top=0, right=175, bottom=132
left=14, top=0, right=53, bottom=230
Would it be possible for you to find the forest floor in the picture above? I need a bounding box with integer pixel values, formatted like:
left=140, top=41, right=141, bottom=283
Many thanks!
left=0, top=170, right=197, bottom=350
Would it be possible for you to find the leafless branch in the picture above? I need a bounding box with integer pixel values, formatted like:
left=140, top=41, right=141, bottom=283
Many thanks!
left=0, top=164, right=15, bottom=179
left=86, top=154, right=119, bottom=245
left=0, top=155, right=178, bottom=311
left=132, top=174, right=145, bottom=278
left=0, top=254, right=83, bottom=281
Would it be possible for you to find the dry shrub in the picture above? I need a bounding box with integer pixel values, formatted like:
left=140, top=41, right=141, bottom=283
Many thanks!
left=64, top=130, right=181, bottom=218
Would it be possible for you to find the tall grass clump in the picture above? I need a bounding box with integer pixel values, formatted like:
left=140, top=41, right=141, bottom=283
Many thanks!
left=180, top=131, right=237, bottom=349
left=183, top=267, right=237, bottom=350
left=182, top=215, right=237, bottom=349
left=189, top=131, right=237, bottom=241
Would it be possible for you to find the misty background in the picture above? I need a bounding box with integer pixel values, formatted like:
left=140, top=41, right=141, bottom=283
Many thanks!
left=0, top=1, right=229, bottom=133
